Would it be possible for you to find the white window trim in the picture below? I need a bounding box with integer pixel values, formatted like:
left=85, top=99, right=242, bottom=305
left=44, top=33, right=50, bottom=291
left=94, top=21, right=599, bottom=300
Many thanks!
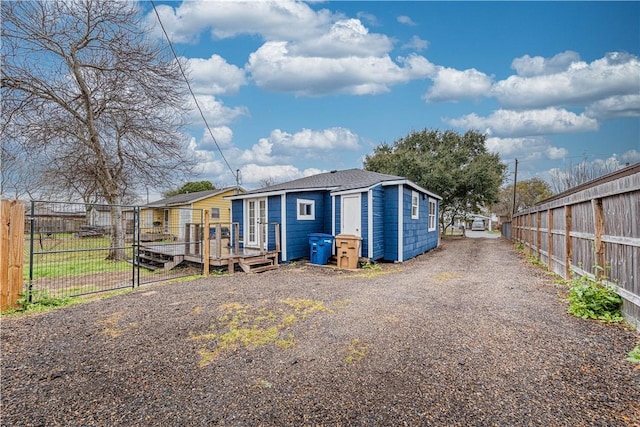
left=428, top=198, right=437, bottom=231
left=297, top=198, right=315, bottom=220
left=411, top=191, right=419, bottom=219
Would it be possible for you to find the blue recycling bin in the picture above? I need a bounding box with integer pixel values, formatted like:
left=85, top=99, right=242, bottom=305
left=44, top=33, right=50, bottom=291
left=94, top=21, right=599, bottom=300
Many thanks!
left=308, top=233, right=334, bottom=265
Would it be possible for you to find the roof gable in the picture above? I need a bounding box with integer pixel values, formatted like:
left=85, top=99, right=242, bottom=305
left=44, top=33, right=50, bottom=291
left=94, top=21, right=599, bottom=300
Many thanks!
left=146, top=187, right=240, bottom=207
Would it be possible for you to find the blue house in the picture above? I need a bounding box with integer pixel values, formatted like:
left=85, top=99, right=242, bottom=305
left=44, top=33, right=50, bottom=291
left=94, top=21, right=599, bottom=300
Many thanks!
left=228, top=169, right=441, bottom=263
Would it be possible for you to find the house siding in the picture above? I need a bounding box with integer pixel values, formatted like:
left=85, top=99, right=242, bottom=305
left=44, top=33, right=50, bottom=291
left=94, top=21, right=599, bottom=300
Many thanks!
left=191, top=188, right=237, bottom=224
left=402, top=187, right=439, bottom=260
left=231, top=199, right=243, bottom=239
left=267, top=195, right=281, bottom=252
left=371, top=185, right=385, bottom=260
left=361, top=191, right=369, bottom=257
left=334, top=195, right=341, bottom=235
left=383, top=186, right=399, bottom=261
left=285, top=191, right=329, bottom=260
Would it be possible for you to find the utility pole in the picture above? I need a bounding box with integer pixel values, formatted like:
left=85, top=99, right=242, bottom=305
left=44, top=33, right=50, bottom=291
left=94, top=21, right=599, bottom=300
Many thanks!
left=511, top=158, right=519, bottom=218
left=235, top=169, right=241, bottom=195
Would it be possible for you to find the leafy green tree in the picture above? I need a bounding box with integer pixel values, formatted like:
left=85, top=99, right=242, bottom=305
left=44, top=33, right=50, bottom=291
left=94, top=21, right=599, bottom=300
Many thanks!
left=364, top=129, right=506, bottom=233
left=494, top=178, right=554, bottom=218
left=164, top=181, right=216, bottom=197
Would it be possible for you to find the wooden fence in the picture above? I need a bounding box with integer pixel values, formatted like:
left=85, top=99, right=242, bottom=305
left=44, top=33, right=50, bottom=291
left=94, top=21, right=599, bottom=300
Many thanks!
left=1, top=200, right=25, bottom=311
left=509, top=164, right=640, bottom=328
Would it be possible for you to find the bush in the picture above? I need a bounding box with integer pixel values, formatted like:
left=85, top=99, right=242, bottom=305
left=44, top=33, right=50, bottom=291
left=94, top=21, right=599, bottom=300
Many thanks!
left=567, top=274, right=623, bottom=323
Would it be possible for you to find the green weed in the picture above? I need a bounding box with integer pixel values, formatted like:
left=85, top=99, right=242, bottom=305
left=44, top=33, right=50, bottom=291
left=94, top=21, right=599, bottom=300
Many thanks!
left=567, top=273, right=623, bottom=323
left=627, top=344, right=640, bottom=364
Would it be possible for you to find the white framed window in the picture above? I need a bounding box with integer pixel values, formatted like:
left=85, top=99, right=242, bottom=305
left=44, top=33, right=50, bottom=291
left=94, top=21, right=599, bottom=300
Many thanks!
left=210, top=207, right=220, bottom=219
left=297, top=199, right=315, bottom=220
left=428, top=199, right=437, bottom=231
left=411, top=191, right=419, bottom=219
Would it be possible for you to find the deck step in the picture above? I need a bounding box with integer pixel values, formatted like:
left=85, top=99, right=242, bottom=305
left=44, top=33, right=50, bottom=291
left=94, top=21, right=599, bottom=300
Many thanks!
left=248, top=264, right=278, bottom=273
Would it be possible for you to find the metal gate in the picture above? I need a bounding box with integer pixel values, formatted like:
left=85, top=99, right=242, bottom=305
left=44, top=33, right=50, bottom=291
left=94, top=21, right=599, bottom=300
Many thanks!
left=25, top=201, right=203, bottom=303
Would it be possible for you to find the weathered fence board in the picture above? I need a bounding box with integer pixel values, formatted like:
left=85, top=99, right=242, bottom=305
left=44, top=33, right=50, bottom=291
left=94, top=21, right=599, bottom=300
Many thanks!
left=1, top=200, right=25, bottom=311
left=507, top=164, right=640, bottom=328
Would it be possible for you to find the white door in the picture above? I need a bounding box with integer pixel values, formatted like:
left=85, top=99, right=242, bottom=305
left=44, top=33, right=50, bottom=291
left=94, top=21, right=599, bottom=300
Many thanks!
left=341, top=194, right=361, bottom=236
left=247, top=198, right=267, bottom=248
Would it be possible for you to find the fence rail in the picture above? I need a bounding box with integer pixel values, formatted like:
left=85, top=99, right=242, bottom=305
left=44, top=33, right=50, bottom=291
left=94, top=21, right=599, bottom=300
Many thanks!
left=506, top=164, right=640, bottom=328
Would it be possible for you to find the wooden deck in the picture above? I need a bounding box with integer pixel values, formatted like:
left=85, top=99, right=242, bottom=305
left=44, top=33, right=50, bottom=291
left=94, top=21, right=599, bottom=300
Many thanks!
left=136, top=221, right=280, bottom=274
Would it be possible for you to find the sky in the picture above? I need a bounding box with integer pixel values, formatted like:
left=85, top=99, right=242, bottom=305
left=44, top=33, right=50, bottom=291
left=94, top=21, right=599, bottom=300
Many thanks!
left=142, top=1, right=640, bottom=193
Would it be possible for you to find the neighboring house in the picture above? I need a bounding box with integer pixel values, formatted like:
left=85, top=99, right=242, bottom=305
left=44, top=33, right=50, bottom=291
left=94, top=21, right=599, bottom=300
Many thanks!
left=228, top=169, right=441, bottom=263
left=142, top=187, right=243, bottom=239
left=88, top=204, right=112, bottom=228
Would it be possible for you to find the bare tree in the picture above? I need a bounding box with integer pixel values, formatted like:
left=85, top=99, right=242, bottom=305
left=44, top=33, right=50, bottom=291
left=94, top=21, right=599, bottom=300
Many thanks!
left=1, top=0, right=196, bottom=259
left=549, top=157, right=621, bottom=193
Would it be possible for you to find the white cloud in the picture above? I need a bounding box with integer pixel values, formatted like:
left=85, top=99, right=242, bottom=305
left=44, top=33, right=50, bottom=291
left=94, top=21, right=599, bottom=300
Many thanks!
left=446, top=108, right=599, bottom=137
left=198, top=126, right=234, bottom=151
left=269, top=127, right=360, bottom=151
left=585, top=94, right=640, bottom=119
left=546, top=146, right=569, bottom=160
left=621, top=149, right=640, bottom=165
left=240, top=164, right=324, bottom=188
left=424, top=67, right=493, bottom=102
left=146, top=0, right=333, bottom=43
left=511, top=50, right=581, bottom=77
left=402, top=35, right=429, bottom=52
left=239, top=138, right=276, bottom=164
left=186, top=95, right=249, bottom=126
left=493, top=52, right=640, bottom=109
left=290, top=18, right=393, bottom=58
left=247, top=42, right=433, bottom=95
left=397, top=15, right=416, bottom=26
left=485, top=136, right=568, bottom=161
left=183, top=55, right=246, bottom=95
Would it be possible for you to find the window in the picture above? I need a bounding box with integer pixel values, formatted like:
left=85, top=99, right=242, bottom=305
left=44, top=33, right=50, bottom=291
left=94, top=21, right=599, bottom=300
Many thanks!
left=210, top=207, right=220, bottom=219
left=411, top=191, right=419, bottom=219
left=297, top=199, right=315, bottom=220
left=428, top=199, right=437, bottom=231
left=145, top=210, right=153, bottom=227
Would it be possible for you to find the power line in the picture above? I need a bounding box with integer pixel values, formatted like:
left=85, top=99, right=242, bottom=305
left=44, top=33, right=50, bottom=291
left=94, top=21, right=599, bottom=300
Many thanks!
left=149, top=0, right=237, bottom=182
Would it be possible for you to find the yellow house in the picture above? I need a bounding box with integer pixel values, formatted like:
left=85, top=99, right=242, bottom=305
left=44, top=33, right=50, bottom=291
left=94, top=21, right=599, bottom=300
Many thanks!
left=141, top=187, right=243, bottom=239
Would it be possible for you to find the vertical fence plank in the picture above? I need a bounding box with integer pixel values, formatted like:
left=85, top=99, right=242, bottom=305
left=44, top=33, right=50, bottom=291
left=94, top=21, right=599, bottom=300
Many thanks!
left=547, top=208, right=554, bottom=273
left=1, top=200, right=24, bottom=311
left=565, top=205, right=572, bottom=279
left=536, top=211, right=542, bottom=259
left=592, top=198, right=606, bottom=279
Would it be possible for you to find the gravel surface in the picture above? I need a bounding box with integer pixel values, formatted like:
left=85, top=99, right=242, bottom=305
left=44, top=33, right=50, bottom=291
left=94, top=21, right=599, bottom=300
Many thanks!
left=2, top=237, right=639, bottom=426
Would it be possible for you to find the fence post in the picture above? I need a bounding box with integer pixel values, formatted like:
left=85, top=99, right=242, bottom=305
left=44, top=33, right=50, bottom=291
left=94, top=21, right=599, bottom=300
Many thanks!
left=1, top=200, right=25, bottom=311
left=565, top=205, right=573, bottom=279
left=592, top=198, right=606, bottom=279
left=203, top=210, right=210, bottom=277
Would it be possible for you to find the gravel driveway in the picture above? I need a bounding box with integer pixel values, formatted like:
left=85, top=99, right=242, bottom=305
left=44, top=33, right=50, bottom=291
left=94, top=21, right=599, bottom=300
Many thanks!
left=2, top=237, right=639, bottom=426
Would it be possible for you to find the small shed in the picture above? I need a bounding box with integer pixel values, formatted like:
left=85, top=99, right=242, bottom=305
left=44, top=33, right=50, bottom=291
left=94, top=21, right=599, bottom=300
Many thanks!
left=228, top=169, right=441, bottom=263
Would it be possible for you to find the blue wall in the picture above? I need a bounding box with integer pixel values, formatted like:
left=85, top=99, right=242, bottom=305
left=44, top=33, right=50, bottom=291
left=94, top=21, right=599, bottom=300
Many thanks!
left=383, top=186, right=399, bottom=261
left=371, top=185, right=385, bottom=260
left=402, top=187, right=439, bottom=260
left=285, top=191, right=329, bottom=260
left=360, top=192, right=368, bottom=257
left=231, top=199, right=243, bottom=243
left=267, top=195, right=281, bottom=252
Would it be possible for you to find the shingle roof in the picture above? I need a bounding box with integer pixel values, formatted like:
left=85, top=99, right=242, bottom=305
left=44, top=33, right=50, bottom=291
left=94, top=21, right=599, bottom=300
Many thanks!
left=241, top=169, right=407, bottom=195
left=145, top=187, right=239, bottom=207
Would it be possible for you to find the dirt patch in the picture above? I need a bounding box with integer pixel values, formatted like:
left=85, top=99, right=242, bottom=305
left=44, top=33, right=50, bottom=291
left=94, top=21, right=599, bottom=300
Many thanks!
left=2, top=238, right=639, bottom=426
